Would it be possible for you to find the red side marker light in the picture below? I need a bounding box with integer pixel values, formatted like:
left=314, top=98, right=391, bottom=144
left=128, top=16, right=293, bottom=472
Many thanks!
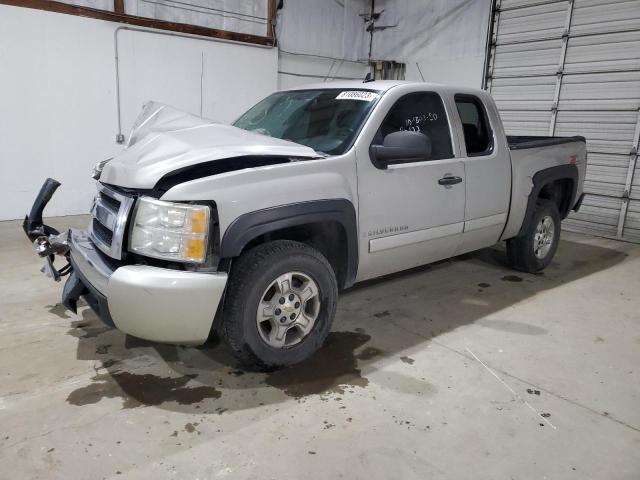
left=570, top=155, right=577, bottom=165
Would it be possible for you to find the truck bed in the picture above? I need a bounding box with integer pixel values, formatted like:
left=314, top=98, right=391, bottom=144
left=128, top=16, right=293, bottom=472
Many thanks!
left=507, top=135, right=586, bottom=150
left=501, top=134, right=587, bottom=240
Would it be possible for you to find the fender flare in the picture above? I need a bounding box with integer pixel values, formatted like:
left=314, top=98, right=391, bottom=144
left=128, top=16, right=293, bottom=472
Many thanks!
left=517, top=164, right=579, bottom=237
left=220, top=199, right=358, bottom=288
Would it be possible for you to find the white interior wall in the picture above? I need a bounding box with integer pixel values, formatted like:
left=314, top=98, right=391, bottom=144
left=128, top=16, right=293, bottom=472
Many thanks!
left=275, top=0, right=371, bottom=89
left=62, top=0, right=114, bottom=11
left=373, top=0, right=492, bottom=88
left=57, top=0, right=270, bottom=36
left=276, top=0, right=368, bottom=61
left=117, top=28, right=276, bottom=129
left=124, top=0, right=269, bottom=37
left=277, top=53, right=371, bottom=90
left=0, top=5, right=277, bottom=221
left=273, top=0, right=491, bottom=89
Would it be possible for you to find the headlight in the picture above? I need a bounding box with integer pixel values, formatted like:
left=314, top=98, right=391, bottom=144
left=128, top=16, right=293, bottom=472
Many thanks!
left=129, top=197, right=210, bottom=263
left=92, top=158, right=112, bottom=180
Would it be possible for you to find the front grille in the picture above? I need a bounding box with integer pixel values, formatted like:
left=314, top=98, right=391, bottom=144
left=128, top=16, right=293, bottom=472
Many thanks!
left=99, top=191, right=121, bottom=212
left=91, top=218, right=113, bottom=245
left=89, top=183, right=135, bottom=260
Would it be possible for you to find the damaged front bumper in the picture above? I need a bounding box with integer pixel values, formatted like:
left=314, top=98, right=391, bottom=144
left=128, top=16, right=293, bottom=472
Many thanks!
left=24, top=179, right=228, bottom=345
left=23, top=178, right=72, bottom=283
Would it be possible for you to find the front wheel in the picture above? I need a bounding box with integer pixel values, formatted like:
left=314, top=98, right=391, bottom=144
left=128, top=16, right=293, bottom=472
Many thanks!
left=220, top=240, right=338, bottom=370
left=507, top=199, right=561, bottom=273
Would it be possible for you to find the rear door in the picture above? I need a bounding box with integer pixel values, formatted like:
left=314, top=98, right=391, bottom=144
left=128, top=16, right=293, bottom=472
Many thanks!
left=452, top=93, right=511, bottom=253
left=354, top=87, right=466, bottom=281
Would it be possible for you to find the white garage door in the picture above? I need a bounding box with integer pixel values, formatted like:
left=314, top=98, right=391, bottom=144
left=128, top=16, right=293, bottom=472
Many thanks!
left=485, top=0, right=640, bottom=242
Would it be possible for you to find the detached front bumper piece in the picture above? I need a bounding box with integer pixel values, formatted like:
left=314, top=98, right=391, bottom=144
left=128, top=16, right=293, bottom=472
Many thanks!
left=25, top=178, right=228, bottom=345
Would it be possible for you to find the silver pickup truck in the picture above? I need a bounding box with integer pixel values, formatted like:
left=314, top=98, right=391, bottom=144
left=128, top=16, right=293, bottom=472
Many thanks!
left=24, top=80, right=586, bottom=368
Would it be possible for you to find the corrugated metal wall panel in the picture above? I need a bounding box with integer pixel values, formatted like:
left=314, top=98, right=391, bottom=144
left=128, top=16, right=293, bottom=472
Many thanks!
left=586, top=151, right=632, bottom=169
left=493, top=39, right=562, bottom=77
left=495, top=2, right=567, bottom=43
left=500, top=0, right=562, bottom=10
left=559, top=71, right=640, bottom=111
left=564, top=195, right=622, bottom=237
left=499, top=110, right=552, bottom=135
left=564, top=30, right=640, bottom=74
left=623, top=200, right=640, bottom=241
left=487, top=0, right=640, bottom=242
left=632, top=165, right=640, bottom=199
left=491, top=75, right=557, bottom=111
left=584, top=167, right=627, bottom=197
left=555, top=110, right=639, bottom=155
left=571, top=0, right=640, bottom=36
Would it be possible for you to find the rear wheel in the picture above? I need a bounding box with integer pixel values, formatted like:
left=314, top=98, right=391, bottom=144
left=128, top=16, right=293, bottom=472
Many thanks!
left=220, top=240, right=338, bottom=370
left=507, top=199, right=561, bottom=273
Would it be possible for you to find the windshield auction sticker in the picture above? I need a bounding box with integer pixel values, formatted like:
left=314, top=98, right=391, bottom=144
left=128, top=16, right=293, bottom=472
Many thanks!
left=336, top=91, right=379, bottom=101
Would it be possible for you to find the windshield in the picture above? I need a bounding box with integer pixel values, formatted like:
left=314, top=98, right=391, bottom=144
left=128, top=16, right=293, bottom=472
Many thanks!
left=233, top=89, right=380, bottom=155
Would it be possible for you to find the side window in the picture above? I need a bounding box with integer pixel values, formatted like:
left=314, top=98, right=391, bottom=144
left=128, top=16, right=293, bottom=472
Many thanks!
left=373, top=92, right=453, bottom=160
left=455, top=95, right=493, bottom=156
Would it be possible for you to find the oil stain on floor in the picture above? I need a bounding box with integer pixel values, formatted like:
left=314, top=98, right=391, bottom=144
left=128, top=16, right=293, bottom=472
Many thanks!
left=66, top=372, right=221, bottom=408
left=501, top=275, right=523, bottom=282
left=66, top=330, right=376, bottom=408
left=265, top=331, right=373, bottom=399
left=355, top=346, right=385, bottom=361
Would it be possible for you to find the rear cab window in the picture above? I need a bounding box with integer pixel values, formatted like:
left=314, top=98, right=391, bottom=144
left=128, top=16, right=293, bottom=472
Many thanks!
left=454, top=94, right=493, bottom=156
left=372, top=92, right=454, bottom=161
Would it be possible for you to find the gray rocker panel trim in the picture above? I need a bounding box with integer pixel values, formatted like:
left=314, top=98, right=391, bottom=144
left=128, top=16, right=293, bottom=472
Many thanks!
left=220, top=199, right=359, bottom=288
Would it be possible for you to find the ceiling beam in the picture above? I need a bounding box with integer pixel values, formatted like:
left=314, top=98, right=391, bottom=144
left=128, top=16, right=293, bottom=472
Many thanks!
left=0, top=0, right=274, bottom=46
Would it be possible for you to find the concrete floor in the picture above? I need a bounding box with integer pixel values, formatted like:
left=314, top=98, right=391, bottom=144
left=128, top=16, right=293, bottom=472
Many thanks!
left=1, top=215, right=639, bottom=479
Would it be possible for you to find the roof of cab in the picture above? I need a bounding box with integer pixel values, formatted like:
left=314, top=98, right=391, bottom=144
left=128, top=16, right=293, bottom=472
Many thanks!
left=279, top=80, right=492, bottom=98
left=281, top=80, right=437, bottom=93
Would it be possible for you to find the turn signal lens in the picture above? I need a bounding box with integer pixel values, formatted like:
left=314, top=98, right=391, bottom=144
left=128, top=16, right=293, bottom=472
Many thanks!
left=185, top=238, right=206, bottom=260
left=190, top=210, right=207, bottom=234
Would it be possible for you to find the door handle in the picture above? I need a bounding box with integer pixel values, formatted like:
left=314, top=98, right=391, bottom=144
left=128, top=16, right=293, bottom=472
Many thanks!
left=438, top=175, right=463, bottom=186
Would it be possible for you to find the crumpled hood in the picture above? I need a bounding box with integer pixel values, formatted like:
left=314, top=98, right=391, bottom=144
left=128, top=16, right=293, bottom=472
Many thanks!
left=100, top=102, right=320, bottom=190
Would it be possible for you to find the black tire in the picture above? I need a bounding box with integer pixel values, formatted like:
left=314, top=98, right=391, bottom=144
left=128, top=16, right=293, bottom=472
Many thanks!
left=507, top=199, right=561, bottom=273
left=220, top=240, right=338, bottom=370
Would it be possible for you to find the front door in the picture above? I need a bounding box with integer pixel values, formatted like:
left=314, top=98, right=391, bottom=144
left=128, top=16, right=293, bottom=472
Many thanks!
left=355, top=89, right=466, bottom=281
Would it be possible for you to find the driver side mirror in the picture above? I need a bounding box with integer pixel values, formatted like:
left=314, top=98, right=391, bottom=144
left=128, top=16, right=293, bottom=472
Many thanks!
left=369, top=131, right=432, bottom=170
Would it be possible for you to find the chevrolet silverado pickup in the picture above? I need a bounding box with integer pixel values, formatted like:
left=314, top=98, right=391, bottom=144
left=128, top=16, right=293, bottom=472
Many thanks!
left=24, top=80, right=586, bottom=368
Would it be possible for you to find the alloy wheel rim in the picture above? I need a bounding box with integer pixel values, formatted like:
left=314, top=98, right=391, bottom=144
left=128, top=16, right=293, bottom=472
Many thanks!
left=534, top=215, right=555, bottom=259
left=256, top=271, right=321, bottom=348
